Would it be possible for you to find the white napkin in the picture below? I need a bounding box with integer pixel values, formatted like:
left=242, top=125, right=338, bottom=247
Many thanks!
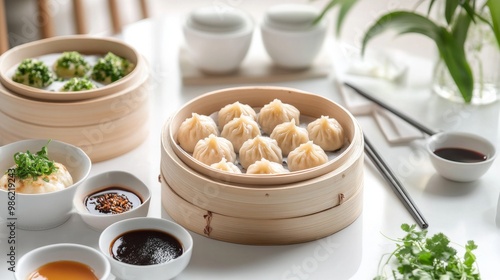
left=334, top=44, right=424, bottom=143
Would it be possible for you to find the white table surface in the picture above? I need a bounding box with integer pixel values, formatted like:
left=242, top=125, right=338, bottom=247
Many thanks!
left=1, top=15, right=500, bottom=280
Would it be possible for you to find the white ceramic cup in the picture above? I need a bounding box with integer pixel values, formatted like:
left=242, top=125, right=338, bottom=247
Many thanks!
left=426, top=131, right=496, bottom=182
left=15, top=243, right=111, bottom=280
left=99, top=217, right=193, bottom=280
left=73, top=171, right=151, bottom=231
left=261, top=4, right=327, bottom=69
left=183, top=6, right=254, bottom=74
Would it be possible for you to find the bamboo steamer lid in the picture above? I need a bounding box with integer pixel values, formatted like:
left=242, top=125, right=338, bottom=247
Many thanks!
left=161, top=173, right=364, bottom=245
left=167, top=86, right=362, bottom=186
left=0, top=35, right=143, bottom=102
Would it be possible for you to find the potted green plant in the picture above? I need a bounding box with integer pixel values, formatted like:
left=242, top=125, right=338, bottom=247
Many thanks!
left=314, top=0, right=500, bottom=104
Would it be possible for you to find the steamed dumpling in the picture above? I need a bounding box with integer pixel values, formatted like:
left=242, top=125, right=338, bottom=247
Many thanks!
left=287, top=141, right=328, bottom=171
left=307, top=116, right=345, bottom=151
left=218, top=101, right=257, bottom=130
left=247, top=158, right=289, bottom=174
left=239, top=136, right=282, bottom=169
left=257, top=99, right=300, bottom=135
left=210, top=158, right=242, bottom=173
left=53, top=51, right=91, bottom=78
left=270, top=119, right=309, bottom=156
left=221, top=115, right=261, bottom=152
left=177, top=113, right=219, bottom=153
left=193, top=134, right=236, bottom=165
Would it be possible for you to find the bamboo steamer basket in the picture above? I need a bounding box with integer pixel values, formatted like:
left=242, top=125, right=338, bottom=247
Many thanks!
left=161, top=173, right=364, bottom=245
left=167, top=86, right=362, bottom=185
left=160, top=86, right=364, bottom=244
left=161, top=122, right=364, bottom=219
left=0, top=35, right=143, bottom=102
left=0, top=41, right=150, bottom=162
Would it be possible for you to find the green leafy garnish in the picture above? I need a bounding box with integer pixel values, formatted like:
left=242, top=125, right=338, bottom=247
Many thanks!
left=11, top=141, right=58, bottom=182
left=374, top=224, right=480, bottom=280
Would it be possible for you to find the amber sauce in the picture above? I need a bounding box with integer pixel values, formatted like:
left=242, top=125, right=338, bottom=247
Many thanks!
left=28, top=260, right=97, bottom=280
left=111, top=229, right=183, bottom=265
left=434, top=147, right=487, bottom=163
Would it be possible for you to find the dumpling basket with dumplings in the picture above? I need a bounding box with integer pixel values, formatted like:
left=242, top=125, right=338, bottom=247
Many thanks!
left=160, top=86, right=364, bottom=245
left=0, top=35, right=149, bottom=162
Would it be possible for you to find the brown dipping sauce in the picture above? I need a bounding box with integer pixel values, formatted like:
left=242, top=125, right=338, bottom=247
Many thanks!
left=434, top=147, right=487, bottom=163
left=111, top=229, right=183, bottom=265
left=28, top=260, right=97, bottom=280
left=85, top=186, right=142, bottom=215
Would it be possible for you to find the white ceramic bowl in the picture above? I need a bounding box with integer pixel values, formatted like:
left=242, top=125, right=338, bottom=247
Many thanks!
left=0, top=139, right=91, bottom=230
left=261, top=4, right=327, bottom=69
left=99, top=217, right=193, bottom=280
left=15, top=243, right=111, bottom=280
left=426, top=132, right=496, bottom=182
left=183, top=6, right=254, bottom=74
left=74, top=171, right=151, bottom=231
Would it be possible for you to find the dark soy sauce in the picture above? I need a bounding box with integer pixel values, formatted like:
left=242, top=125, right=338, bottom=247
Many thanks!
left=111, top=229, right=183, bottom=265
left=434, top=147, right=487, bottom=163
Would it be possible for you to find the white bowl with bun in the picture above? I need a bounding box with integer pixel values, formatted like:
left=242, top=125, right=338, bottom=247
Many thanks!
left=0, top=139, right=91, bottom=230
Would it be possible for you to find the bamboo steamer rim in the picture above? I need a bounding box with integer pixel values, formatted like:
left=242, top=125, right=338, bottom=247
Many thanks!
left=161, top=173, right=364, bottom=245
left=167, top=86, right=362, bottom=185
left=0, top=62, right=149, bottom=127
left=0, top=35, right=143, bottom=102
left=162, top=119, right=364, bottom=193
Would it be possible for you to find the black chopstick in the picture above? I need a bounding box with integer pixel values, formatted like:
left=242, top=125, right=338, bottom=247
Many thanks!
left=364, top=135, right=429, bottom=229
left=344, top=82, right=437, bottom=136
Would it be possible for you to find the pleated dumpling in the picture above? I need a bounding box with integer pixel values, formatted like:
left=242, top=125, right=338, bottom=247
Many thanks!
left=257, top=99, right=300, bottom=135
left=247, top=158, right=289, bottom=175
left=193, top=134, right=236, bottom=165
left=239, top=136, right=282, bottom=169
left=307, top=116, right=345, bottom=151
left=287, top=141, right=328, bottom=171
left=270, top=119, right=309, bottom=156
left=177, top=113, right=219, bottom=153
left=210, top=158, right=242, bottom=173
left=221, top=115, right=261, bottom=152
left=218, top=101, right=257, bottom=130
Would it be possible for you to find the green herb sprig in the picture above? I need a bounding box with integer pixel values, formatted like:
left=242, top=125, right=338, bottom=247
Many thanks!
left=375, top=224, right=480, bottom=280
left=11, top=141, right=58, bottom=182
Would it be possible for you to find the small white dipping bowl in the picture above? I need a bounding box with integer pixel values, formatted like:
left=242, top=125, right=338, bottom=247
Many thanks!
left=74, top=171, right=151, bottom=231
left=99, top=217, right=193, bottom=280
left=0, top=139, right=91, bottom=230
left=261, top=4, right=327, bottom=69
left=426, top=132, right=496, bottom=182
left=15, top=243, right=110, bottom=280
left=183, top=6, right=254, bottom=74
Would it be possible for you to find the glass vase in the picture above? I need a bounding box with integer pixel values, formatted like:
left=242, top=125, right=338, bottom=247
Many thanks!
left=432, top=18, right=500, bottom=105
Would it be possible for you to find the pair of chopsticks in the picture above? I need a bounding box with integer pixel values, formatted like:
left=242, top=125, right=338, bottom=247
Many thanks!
left=344, top=82, right=430, bottom=229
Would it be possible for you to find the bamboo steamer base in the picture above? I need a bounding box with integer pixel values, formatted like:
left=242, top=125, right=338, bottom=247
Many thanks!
left=0, top=122, right=148, bottom=163
left=161, top=173, right=363, bottom=245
